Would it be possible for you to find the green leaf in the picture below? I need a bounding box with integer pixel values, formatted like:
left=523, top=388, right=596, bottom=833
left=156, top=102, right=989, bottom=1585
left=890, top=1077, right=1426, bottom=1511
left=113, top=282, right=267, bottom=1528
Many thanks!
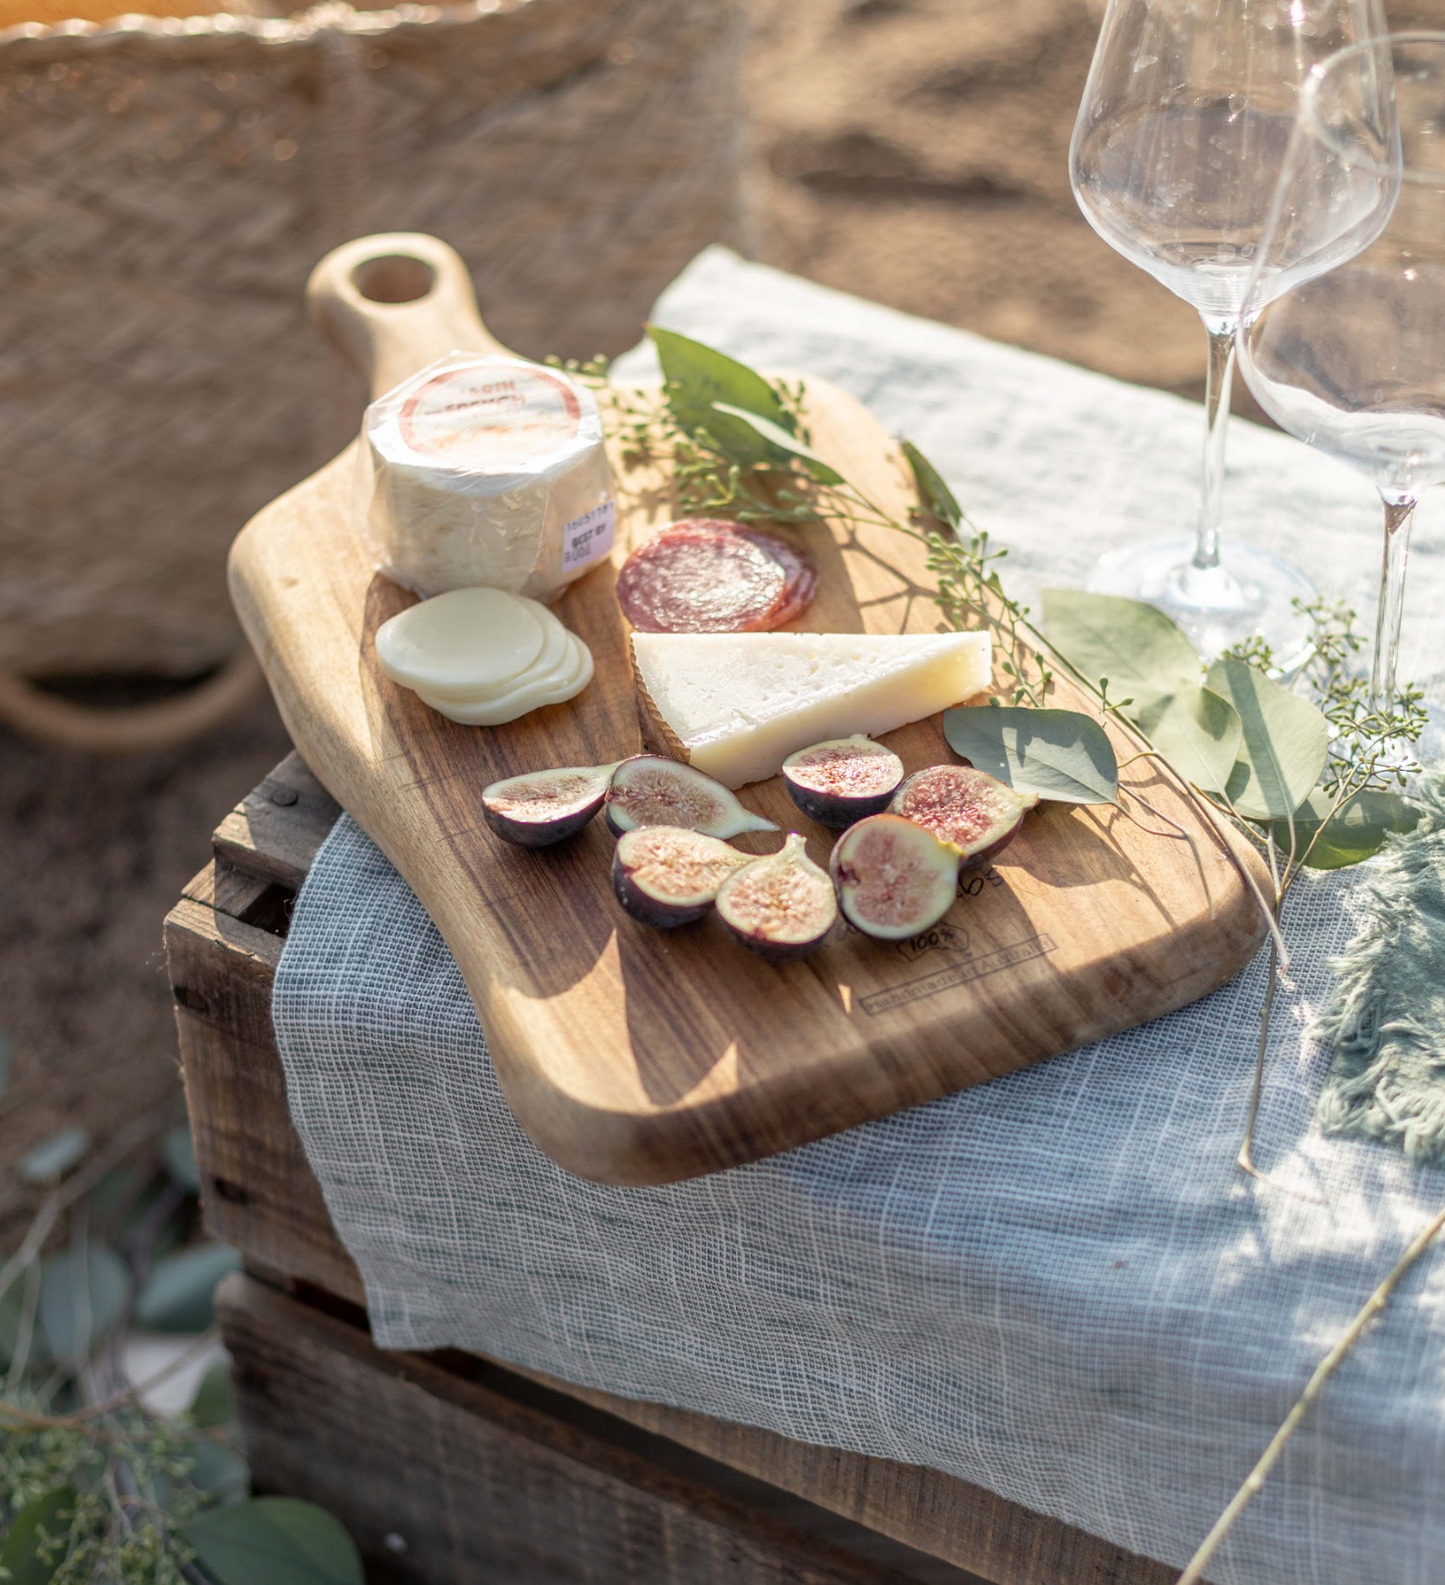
left=189, top=1439, right=251, bottom=1507
left=1270, top=787, right=1422, bottom=870
left=1040, top=589, right=1202, bottom=706
left=1131, top=685, right=1243, bottom=792
left=0, top=1269, right=27, bottom=1372
left=136, top=1244, right=241, bottom=1333
left=900, top=439, right=963, bottom=530
left=709, top=402, right=844, bottom=483
left=1206, top=657, right=1331, bottom=822
left=18, top=1126, right=91, bottom=1185
left=648, top=326, right=796, bottom=468
left=0, top=1032, right=12, bottom=1106
left=38, top=1246, right=128, bottom=1362
left=0, top=1488, right=77, bottom=1585
left=189, top=1359, right=237, bottom=1428
left=944, top=706, right=1118, bottom=804
left=182, top=1497, right=363, bottom=1585
left=162, top=1125, right=200, bottom=1194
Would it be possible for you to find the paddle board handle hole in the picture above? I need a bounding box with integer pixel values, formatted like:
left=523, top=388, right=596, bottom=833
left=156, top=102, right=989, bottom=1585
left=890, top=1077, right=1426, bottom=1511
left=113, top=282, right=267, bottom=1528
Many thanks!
left=351, top=254, right=436, bottom=306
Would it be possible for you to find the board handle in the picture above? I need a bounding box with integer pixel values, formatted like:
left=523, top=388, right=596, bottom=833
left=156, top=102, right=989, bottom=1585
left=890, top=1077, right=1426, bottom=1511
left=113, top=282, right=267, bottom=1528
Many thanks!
left=306, top=233, right=514, bottom=401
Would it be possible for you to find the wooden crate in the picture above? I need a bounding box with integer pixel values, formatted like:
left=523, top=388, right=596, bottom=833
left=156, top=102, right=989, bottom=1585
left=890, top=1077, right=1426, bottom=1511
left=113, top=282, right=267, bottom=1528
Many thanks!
left=166, top=753, right=1186, bottom=1585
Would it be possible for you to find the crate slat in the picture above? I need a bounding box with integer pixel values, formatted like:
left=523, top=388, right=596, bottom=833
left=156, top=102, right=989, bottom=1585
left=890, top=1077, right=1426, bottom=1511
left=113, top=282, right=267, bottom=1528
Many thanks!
left=219, top=1272, right=958, bottom=1585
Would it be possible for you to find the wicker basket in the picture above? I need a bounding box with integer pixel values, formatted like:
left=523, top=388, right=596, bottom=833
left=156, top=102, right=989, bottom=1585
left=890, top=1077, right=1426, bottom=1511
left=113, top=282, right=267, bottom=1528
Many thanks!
left=0, top=0, right=746, bottom=747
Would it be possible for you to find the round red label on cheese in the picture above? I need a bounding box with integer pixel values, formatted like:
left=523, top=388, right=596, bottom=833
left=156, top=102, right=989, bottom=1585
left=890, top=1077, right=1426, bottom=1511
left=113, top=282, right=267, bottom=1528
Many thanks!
left=398, top=362, right=583, bottom=467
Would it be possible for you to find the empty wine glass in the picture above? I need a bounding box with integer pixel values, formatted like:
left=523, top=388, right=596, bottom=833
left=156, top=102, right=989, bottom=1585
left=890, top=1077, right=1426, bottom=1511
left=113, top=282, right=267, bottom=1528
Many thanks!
left=1239, top=33, right=1445, bottom=715
left=1070, top=0, right=1385, bottom=665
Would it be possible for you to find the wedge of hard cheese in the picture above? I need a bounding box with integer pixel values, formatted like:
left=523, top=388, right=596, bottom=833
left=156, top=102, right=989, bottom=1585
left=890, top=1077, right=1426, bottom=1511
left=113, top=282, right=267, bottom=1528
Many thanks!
left=632, top=631, right=992, bottom=789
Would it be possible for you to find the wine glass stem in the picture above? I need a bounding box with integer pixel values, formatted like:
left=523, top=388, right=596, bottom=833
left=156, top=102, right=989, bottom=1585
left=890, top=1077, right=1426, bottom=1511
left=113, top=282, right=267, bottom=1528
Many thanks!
left=1371, top=492, right=1416, bottom=713
left=1195, top=319, right=1236, bottom=573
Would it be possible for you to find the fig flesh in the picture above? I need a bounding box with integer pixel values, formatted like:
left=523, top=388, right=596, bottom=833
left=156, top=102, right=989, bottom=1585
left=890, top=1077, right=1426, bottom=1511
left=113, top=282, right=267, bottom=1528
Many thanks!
left=481, top=763, right=618, bottom=847
left=829, top=814, right=960, bottom=941
left=715, top=833, right=839, bottom=961
left=890, top=765, right=1038, bottom=871
left=612, top=825, right=751, bottom=928
left=605, top=755, right=778, bottom=840
left=782, top=736, right=904, bottom=828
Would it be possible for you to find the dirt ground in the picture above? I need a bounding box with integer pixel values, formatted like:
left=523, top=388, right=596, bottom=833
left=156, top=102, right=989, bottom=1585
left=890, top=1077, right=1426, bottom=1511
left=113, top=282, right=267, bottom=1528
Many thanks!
left=3, top=0, right=1440, bottom=1228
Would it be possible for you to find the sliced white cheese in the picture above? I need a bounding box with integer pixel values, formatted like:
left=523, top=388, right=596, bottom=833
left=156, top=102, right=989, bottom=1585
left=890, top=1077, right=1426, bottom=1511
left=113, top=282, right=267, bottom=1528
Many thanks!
left=632, top=630, right=992, bottom=789
left=417, top=633, right=594, bottom=725
left=375, top=587, right=550, bottom=698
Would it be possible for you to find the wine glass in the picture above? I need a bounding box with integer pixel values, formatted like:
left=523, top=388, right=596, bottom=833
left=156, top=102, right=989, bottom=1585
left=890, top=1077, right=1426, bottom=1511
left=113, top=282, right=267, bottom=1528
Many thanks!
left=1069, top=0, right=1385, bottom=666
left=1239, top=33, right=1445, bottom=716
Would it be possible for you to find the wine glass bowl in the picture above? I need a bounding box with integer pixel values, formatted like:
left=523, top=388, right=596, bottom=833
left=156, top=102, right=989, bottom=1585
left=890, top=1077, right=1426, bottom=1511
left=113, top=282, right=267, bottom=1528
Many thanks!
left=1239, top=33, right=1445, bottom=711
left=1069, top=0, right=1385, bottom=664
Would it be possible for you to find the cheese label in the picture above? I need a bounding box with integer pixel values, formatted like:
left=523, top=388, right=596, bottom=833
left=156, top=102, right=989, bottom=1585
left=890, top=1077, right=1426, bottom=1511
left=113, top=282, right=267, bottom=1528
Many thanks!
left=561, top=500, right=616, bottom=574
left=398, top=361, right=583, bottom=468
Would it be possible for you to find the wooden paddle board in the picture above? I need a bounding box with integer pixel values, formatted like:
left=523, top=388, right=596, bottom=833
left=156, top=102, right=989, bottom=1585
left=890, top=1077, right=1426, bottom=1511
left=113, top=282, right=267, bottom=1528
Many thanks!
left=229, top=233, right=1269, bottom=1186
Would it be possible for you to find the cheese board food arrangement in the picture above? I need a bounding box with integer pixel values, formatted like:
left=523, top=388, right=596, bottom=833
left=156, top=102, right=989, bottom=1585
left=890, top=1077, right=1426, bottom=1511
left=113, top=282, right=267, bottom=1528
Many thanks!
left=230, top=232, right=1419, bottom=1185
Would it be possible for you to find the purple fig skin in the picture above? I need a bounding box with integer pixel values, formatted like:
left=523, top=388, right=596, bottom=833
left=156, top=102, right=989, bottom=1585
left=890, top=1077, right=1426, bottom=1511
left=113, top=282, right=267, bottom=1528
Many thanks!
left=611, top=826, right=750, bottom=929
left=481, top=764, right=616, bottom=847
left=829, top=814, right=961, bottom=941
left=715, top=834, right=838, bottom=961
left=890, top=765, right=1038, bottom=872
left=605, top=755, right=778, bottom=840
left=782, top=736, right=905, bottom=828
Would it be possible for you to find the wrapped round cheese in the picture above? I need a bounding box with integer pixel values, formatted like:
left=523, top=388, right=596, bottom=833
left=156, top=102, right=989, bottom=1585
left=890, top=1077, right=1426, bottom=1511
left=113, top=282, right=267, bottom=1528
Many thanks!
left=359, top=352, right=617, bottom=602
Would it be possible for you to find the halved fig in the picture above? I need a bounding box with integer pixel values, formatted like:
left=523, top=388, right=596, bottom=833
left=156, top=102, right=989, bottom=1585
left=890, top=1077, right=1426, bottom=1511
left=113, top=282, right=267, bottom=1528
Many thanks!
left=605, top=755, right=778, bottom=839
left=481, top=763, right=618, bottom=847
left=890, top=765, right=1038, bottom=871
left=829, top=814, right=960, bottom=941
left=612, top=826, right=751, bottom=928
left=782, top=736, right=905, bottom=827
left=715, top=833, right=839, bottom=961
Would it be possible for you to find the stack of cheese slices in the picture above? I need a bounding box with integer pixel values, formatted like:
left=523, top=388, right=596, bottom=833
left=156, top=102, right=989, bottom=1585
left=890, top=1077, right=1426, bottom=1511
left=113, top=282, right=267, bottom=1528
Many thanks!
left=375, top=587, right=592, bottom=726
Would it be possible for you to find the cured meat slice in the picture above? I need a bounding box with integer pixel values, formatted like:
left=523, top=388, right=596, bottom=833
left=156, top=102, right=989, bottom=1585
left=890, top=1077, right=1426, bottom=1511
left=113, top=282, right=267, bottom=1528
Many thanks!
left=618, top=519, right=818, bottom=634
left=618, top=521, right=787, bottom=633
left=736, top=527, right=818, bottom=627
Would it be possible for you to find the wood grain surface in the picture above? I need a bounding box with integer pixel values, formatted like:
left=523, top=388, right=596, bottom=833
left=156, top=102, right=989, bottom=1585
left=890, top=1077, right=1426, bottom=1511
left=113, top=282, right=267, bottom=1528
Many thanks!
left=228, top=232, right=1269, bottom=1186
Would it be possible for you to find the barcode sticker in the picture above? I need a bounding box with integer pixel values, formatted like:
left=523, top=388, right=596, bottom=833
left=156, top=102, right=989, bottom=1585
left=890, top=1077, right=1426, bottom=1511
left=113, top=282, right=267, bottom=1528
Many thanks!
left=562, top=500, right=616, bottom=573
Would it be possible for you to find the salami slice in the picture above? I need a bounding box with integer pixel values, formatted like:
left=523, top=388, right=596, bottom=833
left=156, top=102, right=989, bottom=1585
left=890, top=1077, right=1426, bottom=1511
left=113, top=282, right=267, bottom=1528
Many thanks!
left=617, top=519, right=818, bottom=634
left=618, top=521, right=788, bottom=633
left=735, top=527, right=818, bottom=627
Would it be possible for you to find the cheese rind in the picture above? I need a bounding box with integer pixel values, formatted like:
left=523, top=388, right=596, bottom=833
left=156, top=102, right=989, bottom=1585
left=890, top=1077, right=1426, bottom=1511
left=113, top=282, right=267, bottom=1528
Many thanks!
left=631, top=631, right=992, bottom=789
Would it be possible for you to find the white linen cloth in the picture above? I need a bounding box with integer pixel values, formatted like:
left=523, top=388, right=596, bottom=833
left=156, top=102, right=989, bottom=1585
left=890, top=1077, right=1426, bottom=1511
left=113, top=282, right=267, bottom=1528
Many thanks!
left=272, top=250, right=1445, bottom=1585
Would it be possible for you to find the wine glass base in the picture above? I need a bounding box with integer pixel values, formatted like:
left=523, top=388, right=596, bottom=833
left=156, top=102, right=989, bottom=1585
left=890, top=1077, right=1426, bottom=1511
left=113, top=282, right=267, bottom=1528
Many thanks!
left=1083, top=536, right=1317, bottom=671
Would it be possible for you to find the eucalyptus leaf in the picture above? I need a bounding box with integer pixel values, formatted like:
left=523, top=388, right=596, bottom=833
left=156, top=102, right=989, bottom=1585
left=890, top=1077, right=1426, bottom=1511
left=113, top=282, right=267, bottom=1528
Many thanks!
left=900, top=439, right=963, bottom=530
left=38, top=1246, right=128, bottom=1362
left=19, top=1125, right=91, bottom=1185
left=648, top=326, right=795, bottom=469
left=189, top=1358, right=237, bottom=1428
left=162, top=1124, right=200, bottom=1194
left=136, top=1244, right=241, bottom=1334
left=1040, top=588, right=1202, bottom=706
left=0, top=1267, right=26, bottom=1371
left=1206, top=657, right=1331, bottom=822
left=0, top=1487, right=77, bottom=1585
left=944, top=706, right=1118, bottom=804
left=182, top=1497, right=364, bottom=1585
left=0, top=1032, right=12, bottom=1105
left=710, top=402, right=844, bottom=483
left=1270, top=786, right=1421, bottom=870
left=1131, top=685, right=1243, bottom=793
left=189, top=1439, right=251, bottom=1507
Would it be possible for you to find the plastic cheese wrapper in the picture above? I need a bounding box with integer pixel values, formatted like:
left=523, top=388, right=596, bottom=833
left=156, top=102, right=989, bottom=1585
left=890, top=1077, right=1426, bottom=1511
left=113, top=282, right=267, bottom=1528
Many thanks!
left=357, top=352, right=617, bottom=602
